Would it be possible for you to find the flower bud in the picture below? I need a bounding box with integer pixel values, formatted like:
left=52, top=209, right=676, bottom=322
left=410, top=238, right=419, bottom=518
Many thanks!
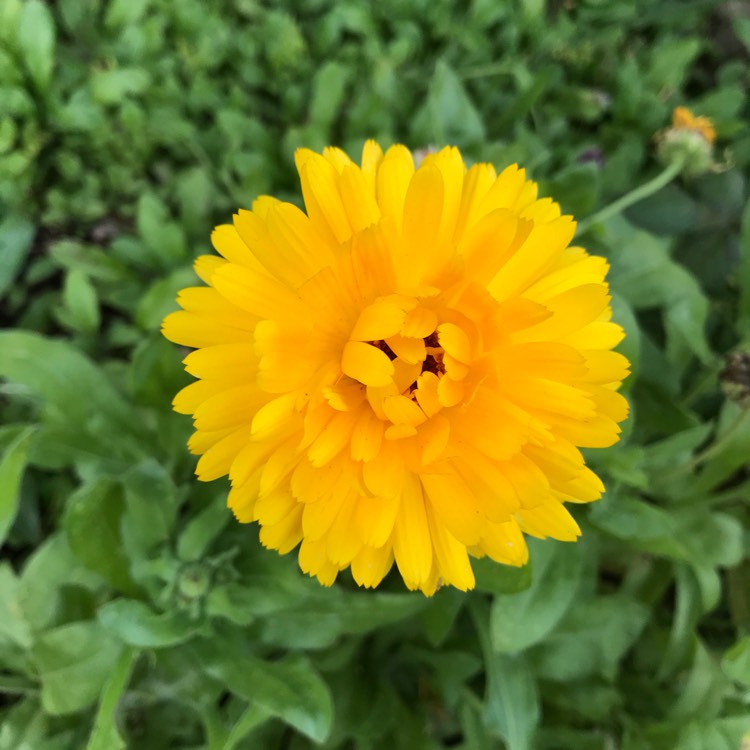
left=656, top=106, right=716, bottom=177
left=720, top=350, right=750, bottom=409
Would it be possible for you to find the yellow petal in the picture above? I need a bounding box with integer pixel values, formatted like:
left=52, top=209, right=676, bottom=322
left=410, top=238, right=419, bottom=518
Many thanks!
left=421, top=471, right=482, bottom=545
left=392, top=476, right=433, bottom=590
left=350, top=300, right=407, bottom=341
left=375, top=145, right=415, bottom=230
left=351, top=543, right=394, bottom=589
left=341, top=341, right=395, bottom=387
left=425, top=502, right=475, bottom=591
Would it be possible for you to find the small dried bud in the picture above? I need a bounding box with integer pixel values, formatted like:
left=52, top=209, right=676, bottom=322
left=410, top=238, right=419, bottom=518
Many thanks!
left=655, top=106, right=717, bottom=178
left=720, top=351, right=750, bottom=408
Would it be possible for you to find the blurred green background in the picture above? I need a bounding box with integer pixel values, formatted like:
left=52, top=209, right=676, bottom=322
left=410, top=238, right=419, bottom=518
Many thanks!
left=2, top=0, right=750, bottom=748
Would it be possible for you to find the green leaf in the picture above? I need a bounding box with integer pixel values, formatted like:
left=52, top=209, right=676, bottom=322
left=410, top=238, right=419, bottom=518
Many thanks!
left=531, top=595, right=650, bottom=681
left=104, top=0, right=149, bottom=28
left=121, top=459, right=179, bottom=561
left=0, top=698, right=49, bottom=750
left=63, top=478, right=137, bottom=595
left=606, top=225, right=712, bottom=366
left=722, top=636, right=750, bottom=686
left=32, top=621, right=122, bottom=715
left=0, top=216, right=34, bottom=301
left=0, top=426, right=35, bottom=545
left=17, top=0, right=55, bottom=91
left=177, top=494, right=229, bottom=562
left=85, top=647, right=137, bottom=750
left=18, top=533, right=101, bottom=631
left=668, top=640, right=726, bottom=721
left=484, top=652, right=539, bottom=750
left=0, top=331, right=146, bottom=461
left=309, top=61, right=349, bottom=128
left=472, top=556, right=532, bottom=595
left=0, top=563, right=32, bottom=650
left=136, top=267, right=196, bottom=332
left=589, top=492, right=675, bottom=542
left=737, top=196, right=750, bottom=339
left=61, top=269, right=100, bottom=332
left=91, top=68, right=151, bottom=105
left=192, top=639, right=334, bottom=744
left=415, top=60, right=485, bottom=146
left=490, top=539, right=582, bottom=653
left=98, top=599, right=201, bottom=648
left=259, top=589, right=428, bottom=649
left=135, top=193, right=188, bottom=268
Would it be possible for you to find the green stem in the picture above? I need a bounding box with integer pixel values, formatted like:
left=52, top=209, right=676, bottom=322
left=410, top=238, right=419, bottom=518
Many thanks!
left=576, top=156, right=686, bottom=235
left=666, top=408, right=750, bottom=479
left=684, top=408, right=750, bottom=471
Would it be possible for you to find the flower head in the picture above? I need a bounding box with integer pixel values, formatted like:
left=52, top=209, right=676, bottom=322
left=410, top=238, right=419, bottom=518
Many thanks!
left=671, top=106, right=716, bottom=145
left=656, top=106, right=717, bottom=177
left=163, top=142, right=629, bottom=595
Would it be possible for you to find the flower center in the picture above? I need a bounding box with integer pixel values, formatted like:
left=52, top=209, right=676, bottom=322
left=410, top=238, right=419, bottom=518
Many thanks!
left=421, top=332, right=446, bottom=378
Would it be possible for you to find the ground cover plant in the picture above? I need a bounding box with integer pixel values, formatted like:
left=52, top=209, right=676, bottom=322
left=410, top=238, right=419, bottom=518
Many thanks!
left=1, top=0, right=750, bottom=748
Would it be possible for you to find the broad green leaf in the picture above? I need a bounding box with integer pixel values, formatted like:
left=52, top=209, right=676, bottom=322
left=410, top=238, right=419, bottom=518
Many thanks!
left=647, top=37, right=702, bottom=93
left=222, top=704, right=272, bottom=750
left=91, top=68, right=151, bottom=105
left=49, top=240, right=131, bottom=283
left=121, top=459, right=179, bottom=560
left=136, top=267, right=196, bottom=331
left=0, top=563, right=32, bottom=650
left=472, top=556, right=532, bottom=595
left=0, top=216, right=34, bottom=300
left=721, top=636, right=750, bottom=686
left=531, top=595, right=650, bottom=681
left=675, top=717, right=750, bottom=750
left=309, top=61, right=348, bottom=127
left=17, top=0, right=55, bottom=91
left=135, top=193, right=187, bottom=268
left=63, top=478, right=137, bottom=595
left=104, top=0, right=149, bottom=28
left=490, top=539, right=582, bottom=653
left=18, top=533, right=101, bottom=631
left=0, top=698, right=49, bottom=750
left=414, top=60, right=485, bottom=146
left=668, top=640, right=727, bottom=721
left=484, top=652, right=539, bottom=750
left=85, top=647, right=137, bottom=750
left=177, top=494, right=229, bottom=562
left=0, top=331, right=146, bottom=460
left=32, top=621, right=122, bottom=715
left=259, top=589, right=427, bottom=649
left=0, top=425, right=35, bottom=545
left=606, top=225, right=712, bottom=366
left=589, top=492, right=675, bottom=541
left=192, top=639, right=333, bottom=744
left=61, top=269, right=100, bottom=332
left=420, top=587, right=466, bottom=646
left=98, top=599, right=201, bottom=648
left=204, top=583, right=256, bottom=626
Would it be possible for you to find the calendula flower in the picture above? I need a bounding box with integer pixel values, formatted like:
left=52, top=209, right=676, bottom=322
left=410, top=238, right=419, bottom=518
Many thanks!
left=671, top=106, right=716, bottom=145
left=163, top=142, right=629, bottom=595
left=656, top=106, right=717, bottom=177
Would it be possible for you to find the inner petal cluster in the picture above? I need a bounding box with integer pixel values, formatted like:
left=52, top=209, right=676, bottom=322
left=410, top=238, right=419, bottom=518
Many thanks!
left=162, top=141, right=630, bottom=596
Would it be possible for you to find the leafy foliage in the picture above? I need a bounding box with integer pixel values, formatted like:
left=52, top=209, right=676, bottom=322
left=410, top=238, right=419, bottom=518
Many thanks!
left=1, top=0, right=750, bottom=748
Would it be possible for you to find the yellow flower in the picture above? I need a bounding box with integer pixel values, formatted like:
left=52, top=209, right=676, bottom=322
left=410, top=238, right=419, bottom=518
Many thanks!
left=162, top=142, right=629, bottom=595
left=671, top=106, right=716, bottom=145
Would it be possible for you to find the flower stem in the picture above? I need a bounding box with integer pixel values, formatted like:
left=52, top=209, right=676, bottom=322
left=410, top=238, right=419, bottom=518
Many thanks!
left=576, top=156, right=686, bottom=235
left=683, top=408, right=750, bottom=472
left=667, top=408, right=750, bottom=479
